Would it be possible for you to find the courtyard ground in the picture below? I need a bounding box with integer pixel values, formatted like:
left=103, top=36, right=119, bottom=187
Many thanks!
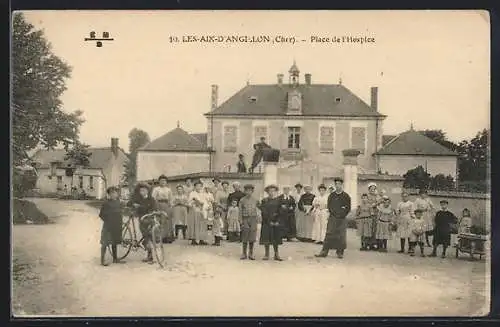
left=12, top=198, right=490, bottom=317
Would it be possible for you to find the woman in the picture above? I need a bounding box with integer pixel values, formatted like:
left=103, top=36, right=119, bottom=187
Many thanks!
left=311, top=184, right=329, bottom=244
left=297, top=185, right=315, bottom=242
left=151, top=175, right=175, bottom=243
left=215, top=181, right=230, bottom=237
left=172, top=184, right=189, bottom=240
left=186, top=180, right=210, bottom=245
left=366, top=183, right=383, bottom=250
left=396, top=191, right=416, bottom=253
left=413, top=189, right=435, bottom=247
left=292, top=183, right=304, bottom=239
left=259, top=184, right=284, bottom=261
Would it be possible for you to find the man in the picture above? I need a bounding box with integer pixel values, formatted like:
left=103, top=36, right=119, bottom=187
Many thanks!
left=249, top=137, right=272, bottom=173
left=238, top=184, right=260, bottom=260
left=236, top=154, right=247, bottom=173
left=315, top=177, right=351, bottom=259
left=278, top=186, right=297, bottom=241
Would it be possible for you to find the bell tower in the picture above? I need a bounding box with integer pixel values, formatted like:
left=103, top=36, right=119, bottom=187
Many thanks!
left=288, top=60, right=300, bottom=87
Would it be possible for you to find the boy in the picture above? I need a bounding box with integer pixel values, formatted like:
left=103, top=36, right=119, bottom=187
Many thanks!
left=128, top=183, right=158, bottom=264
left=408, top=209, right=426, bottom=257
left=355, top=193, right=374, bottom=251
left=238, top=184, right=259, bottom=260
left=430, top=200, right=458, bottom=258
left=99, top=186, right=125, bottom=266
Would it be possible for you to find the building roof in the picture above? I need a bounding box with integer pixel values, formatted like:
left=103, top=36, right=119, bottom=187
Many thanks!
left=32, top=147, right=127, bottom=169
left=205, top=84, right=385, bottom=117
left=140, top=127, right=211, bottom=152
left=382, top=135, right=397, bottom=146
left=189, top=133, right=208, bottom=146
left=376, top=129, right=458, bottom=156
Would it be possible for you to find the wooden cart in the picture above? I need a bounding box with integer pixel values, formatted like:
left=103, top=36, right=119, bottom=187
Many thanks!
left=455, top=233, right=487, bottom=260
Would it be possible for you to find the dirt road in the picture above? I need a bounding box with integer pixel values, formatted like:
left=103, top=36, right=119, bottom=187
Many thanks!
left=12, top=198, right=490, bottom=317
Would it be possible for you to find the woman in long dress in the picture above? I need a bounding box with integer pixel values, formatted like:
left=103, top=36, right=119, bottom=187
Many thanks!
left=292, top=183, right=304, bottom=239
left=396, top=191, right=416, bottom=253
left=311, top=184, right=329, bottom=244
left=366, top=182, right=383, bottom=250
left=151, top=175, right=175, bottom=243
left=413, top=189, right=435, bottom=247
left=186, top=180, right=210, bottom=245
left=172, top=185, right=189, bottom=240
left=214, top=181, right=230, bottom=238
left=297, top=186, right=315, bottom=242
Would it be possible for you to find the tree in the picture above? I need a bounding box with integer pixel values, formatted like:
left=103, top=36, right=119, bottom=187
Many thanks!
left=429, top=174, right=455, bottom=191
left=418, top=129, right=458, bottom=152
left=12, top=13, right=84, bottom=165
left=123, top=128, right=150, bottom=187
left=64, top=142, right=92, bottom=167
left=403, top=166, right=431, bottom=190
left=456, top=129, right=489, bottom=183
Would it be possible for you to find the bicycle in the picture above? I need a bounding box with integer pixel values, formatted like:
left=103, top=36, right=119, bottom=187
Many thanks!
left=109, top=210, right=166, bottom=268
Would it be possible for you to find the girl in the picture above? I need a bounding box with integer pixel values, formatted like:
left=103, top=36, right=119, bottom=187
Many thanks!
left=367, top=183, right=383, bottom=250
left=396, top=191, right=416, bottom=253
left=226, top=199, right=241, bottom=242
left=172, top=185, right=189, bottom=240
left=186, top=180, right=210, bottom=245
left=99, top=186, right=125, bottom=266
left=152, top=175, right=175, bottom=243
left=215, top=181, right=230, bottom=236
left=355, top=193, right=374, bottom=251
left=408, top=209, right=426, bottom=257
left=414, top=189, right=436, bottom=247
left=311, top=184, right=329, bottom=244
left=458, top=208, right=473, bottom=234
left=205, top=186, right=216, bottom=244
left=259, top=184, right=284, bottom=261
left=376, top=196, right=395, bottom=252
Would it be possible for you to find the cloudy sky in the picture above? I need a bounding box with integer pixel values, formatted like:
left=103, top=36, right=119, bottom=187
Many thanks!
left=21, top=10, right=489, bottom=149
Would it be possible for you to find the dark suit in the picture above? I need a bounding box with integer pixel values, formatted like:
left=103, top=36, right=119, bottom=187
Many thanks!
left=278, top=194, right=297, bottom=240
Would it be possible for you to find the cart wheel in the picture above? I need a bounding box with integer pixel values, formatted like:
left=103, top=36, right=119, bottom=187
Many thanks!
left=455, top=248, right=459, bottom=258
left=151, top=223, right=165, bottom=268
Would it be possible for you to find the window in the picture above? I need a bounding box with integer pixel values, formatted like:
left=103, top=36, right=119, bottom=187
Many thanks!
left=223, top=125, right=238, bottom=153
left=351, top=126, right=367, bottom=154
left=56, top=176, right=63, bottom=190
left=50, top=162, right=57, bottom=176
left=254, top=125, right=268, bottom=144
left=287, top=127, right=301, bottom=149
left=319, top=125, right=335, bottom=153
left=89, top=176, right=94, bottom=190
left=249, top=96, right=258, bottom=103
left=78, top=176, right=84, bottom=188
left=335, top=97, right=341, bottom=103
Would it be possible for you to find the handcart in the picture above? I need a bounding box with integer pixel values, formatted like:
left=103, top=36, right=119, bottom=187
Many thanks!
left=455, top=232, right=487, bottom=260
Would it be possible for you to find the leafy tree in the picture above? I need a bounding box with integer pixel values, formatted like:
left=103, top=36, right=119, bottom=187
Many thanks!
left=13, top=167, right=38, bottom=198
left=429, top=174, right=455, bottom=191
left=12, top=12, right=84, bottom=165
left=64, top=142, right=92, bottom=167
left=123, top=128, right=150, bottom=188
left=418, top=129, right=458, bottom=152
left=456, top=129, right=489, bottom=182
left=403, top=165, right=431, bottom=190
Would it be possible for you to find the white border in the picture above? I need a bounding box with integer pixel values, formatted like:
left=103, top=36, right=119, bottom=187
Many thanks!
left=222, top=120, right=240, bottom=153
left=349, top=121, right=368, bottom=154
left=318, top=121, right=336, bottom=153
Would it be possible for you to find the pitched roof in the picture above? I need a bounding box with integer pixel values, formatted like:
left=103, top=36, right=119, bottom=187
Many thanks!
left=382, top=135, right=397, bottom=146
left=140, top=127, right=211, bottom=152
left=189, top=133, right=208, bottom=146
left=376, top=129, right=458, bottom=156
left=205, top=84, right=385, bottom=117
left=32, top=147, right=127, bottom=169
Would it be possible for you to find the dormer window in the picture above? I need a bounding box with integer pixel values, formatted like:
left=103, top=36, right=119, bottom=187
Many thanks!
left=287, top=90, right=302, bottom=115
left=249, top=96, right=258, bottom=103
left=335, top=97, right=341, bottom=103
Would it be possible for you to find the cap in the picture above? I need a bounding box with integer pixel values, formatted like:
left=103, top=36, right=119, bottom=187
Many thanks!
left=333, top=177, right=344, bottom=183
left=264, top=184, right=278, bottom=192
left=221, top=180, right=229, bottom=186
left=193, top=179, right=203, bottom=186
left=244, top=184, right=255, bottom=190
left=318, top=184, right=327, bottom=190
left=414, top=208, right=423, bottom=214
left=439, top=199, right=448, bottom=204
left=304, top=185, right=313, bottom=190
left=294, top=183, right=303, bottom=188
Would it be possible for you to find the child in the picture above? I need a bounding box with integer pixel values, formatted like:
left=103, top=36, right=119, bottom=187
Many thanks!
left=128, top=183, right=158, bottom=264
left=458, top=208, right=473, bottom=234
left=238, top=184, right=259, bottom=260
left=355, top=193, right=374, bottom=251
left=99, top=186, right=125, bottom=266
left=408, top=209, right=426, bottom=257
left=226, top=200, right=241, bottom=242
left=172, top=185, right=189, bottom=240
left=259, top=184, right=284, bottom=261
left=396, top=192, right=415, bottom=253
left=430, top=200, right=458, bottom=258
left=376, top=195, right=395, bottom=252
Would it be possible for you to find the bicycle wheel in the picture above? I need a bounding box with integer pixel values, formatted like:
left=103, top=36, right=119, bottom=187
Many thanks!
left=116, top=222, right=134, bottom=260
left=151, top=222, right=165, bottom=268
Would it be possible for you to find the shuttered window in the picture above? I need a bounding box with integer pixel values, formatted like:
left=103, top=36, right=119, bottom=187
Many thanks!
left=319, top=126, right=335, bottom=153
left=223, top=125, right=238, bottom=153
left=254, top=126, right=268, bottom=144
left=351, top=126, right=366, bottom=154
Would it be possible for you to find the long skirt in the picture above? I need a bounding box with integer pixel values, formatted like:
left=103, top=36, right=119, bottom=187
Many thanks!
left=158, top=202, right=175, bottom=241
left=283, top=212, right=297, bottom=239
left=423, top=211, right=434, bottom=232
left=186, top=209, right=209, bottom=241
left=323, top=217, right=347, bottom=251
left=356, top=217, right=373, bottom=238
left=260, top=222, right=283, bottom=245
left=376, top=220, right=392, bottom=240
left=303, top=213, right=314, bottom=240
left=295, top=210, right=305, bottom=238
left=396, top=216, right=411, bottom=238
left=172, top=205, right=188, bottom=226
left=312, top=209, right=329, bottom=242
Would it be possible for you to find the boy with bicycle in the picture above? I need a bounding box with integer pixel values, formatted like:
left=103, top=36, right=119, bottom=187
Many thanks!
left=128, top=183, right=159, bottom=264
left=99, top=186, right=126, bottom=266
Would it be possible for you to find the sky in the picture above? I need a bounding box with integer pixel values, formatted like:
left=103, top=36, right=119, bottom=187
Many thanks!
left=20, top=10, right=490, bottom=149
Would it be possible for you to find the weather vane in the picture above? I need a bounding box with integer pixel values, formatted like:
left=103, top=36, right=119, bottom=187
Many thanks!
left=84, top=31, right=114, bottom=47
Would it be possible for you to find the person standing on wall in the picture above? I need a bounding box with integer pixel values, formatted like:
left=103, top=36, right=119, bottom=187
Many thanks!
left=315, top=177, right=351, bottom=259
left=236, top=154, right=247, bottom=173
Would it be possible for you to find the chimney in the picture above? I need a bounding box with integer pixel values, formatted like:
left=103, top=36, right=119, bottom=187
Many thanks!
left=111, top=138, right=119, bottom=156
left=305, top=73, right=312, bottom=86
left=211, top=84, right=218, bottom=111
left=277, top=74, right=284, bottom=86
left=370, top=86, right=378, bottom=111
